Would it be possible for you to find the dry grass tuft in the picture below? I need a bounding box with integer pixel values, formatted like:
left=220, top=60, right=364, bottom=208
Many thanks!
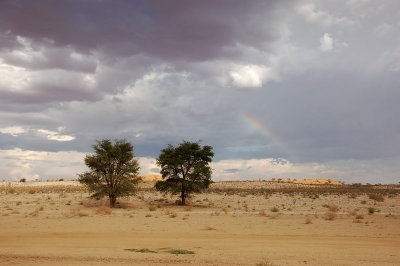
left=323, top=211, right=337, bottom=221
left=204, top=225, right=217, bottom=230
left=256, top=258, right=275, bottom=266
left=67, top=206, right=90, bottom=217
left=259, top=209, right=267, bottom=216
left=368, top=194, right=384, bottom=202
left=95, top=205, right=113, bottom=215
left=270, top=207, right=279, bottom=213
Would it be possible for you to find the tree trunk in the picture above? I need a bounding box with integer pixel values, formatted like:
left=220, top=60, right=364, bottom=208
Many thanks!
left=180, top=190, right=186, bottom=205
left=109, top=195, right=117, bottom=208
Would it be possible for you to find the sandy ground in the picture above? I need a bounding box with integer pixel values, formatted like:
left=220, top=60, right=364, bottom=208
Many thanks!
left=0, top=181, right=399, bottom=266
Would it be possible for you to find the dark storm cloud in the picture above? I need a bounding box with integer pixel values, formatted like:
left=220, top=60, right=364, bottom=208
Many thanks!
left=0, top=83, right=100, bottom=105
left=0, top=0, right=290, bottom=61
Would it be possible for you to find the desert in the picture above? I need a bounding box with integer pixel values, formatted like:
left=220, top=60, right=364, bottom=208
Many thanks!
left=1, top=180, right=399, bottom=266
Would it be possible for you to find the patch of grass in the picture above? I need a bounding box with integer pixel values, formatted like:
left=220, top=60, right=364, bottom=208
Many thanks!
left=148, top=205, right=157, bottom=211
left=124, top=248, right=157, bottom=253
left=168, top=249, right=195, bottom=255
left=256, top=259, right=275, bottom=266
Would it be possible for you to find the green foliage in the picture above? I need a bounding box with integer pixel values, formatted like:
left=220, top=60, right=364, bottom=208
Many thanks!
left=155, top=141, right=214, bottom=205
left=78, top=139, right=140, bottom=207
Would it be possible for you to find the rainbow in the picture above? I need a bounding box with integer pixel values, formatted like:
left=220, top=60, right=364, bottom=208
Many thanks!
left=241, top=113, right=295, bottom=160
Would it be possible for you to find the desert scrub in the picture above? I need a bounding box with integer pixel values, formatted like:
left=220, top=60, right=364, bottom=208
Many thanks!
left=368, top=207, right=376, bottom=214
left=368, top=194, right=384, bottom=202
left=270, top=207, right=279, bottom=212
left=125, top=248, right=156, bottom=253
left=168, top=249, right=195, bottom=255
left=323, top=211, right=337, bottom=221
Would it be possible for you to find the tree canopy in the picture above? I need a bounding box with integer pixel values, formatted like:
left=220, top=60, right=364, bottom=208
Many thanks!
left=155, top=141, right=214, bottom=205
left=78, top=139, right=140, bottom=208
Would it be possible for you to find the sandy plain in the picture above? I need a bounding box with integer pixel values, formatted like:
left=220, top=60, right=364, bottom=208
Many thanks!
left=0, top=180, right=399, bottom=266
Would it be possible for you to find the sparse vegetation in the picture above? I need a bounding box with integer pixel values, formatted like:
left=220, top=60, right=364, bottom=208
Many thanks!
left=368, top=194, right=384, bottom=202
left=168, top=249, right=195, bottom=255
left=270, top=207, right=279, bottom=212
left=368, top=207, right=376, bottom=214
left=124, top=248, right=156, bottom=253
left=324, top=211, right=337, bottom=221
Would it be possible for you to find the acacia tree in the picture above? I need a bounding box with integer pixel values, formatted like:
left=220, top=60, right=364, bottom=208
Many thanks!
left=78, top=139, right=140, bottom=208
left=155, top=141, right=214, bottom=205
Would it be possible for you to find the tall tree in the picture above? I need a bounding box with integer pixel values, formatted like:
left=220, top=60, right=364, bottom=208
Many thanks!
left=155, top=141, right=214, bottom=205
left=79, top=139, right=140, bottom=208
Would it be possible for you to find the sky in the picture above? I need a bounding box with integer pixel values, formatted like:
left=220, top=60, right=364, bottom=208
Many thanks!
left=0, top=0, right=399, bottom=183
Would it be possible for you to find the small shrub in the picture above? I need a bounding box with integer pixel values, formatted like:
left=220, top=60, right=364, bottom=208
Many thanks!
left=148, top=205, right=157, bottom=211
left=305, top=217, right=312, bottom=224
left=368, top=194, right=384, bottom=202
left=19, top=178, right=26, bottom=183
left=360, top=200, right=367, bottom=204
left=168, top=249, right=195, bottom=255
left=324, top=211, right=337, bottom=221
left=270, top=207, right=279, bottom=212
left=327, top=205, right=339, bottom=212
left=368, top=207, right=376, bottom=214
left=355, top=214, right=364, bottom=219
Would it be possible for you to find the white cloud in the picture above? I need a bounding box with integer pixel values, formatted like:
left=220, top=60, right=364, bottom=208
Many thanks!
left=137, top=157, right=159, bottom=176
left=0, top=148, right=159, bottom=181
left=229, top=64, right=277, bottom=88
left=0, top=148, right=86, bottom=181
left=297, top=3, right=354, bottom=27
left=0, top=61, right=31, bottom=92
left=0, top=126, right=26, bottom=136
left=211, top=157, right=400, bottom=183
left=37, top=129, right=75, bottom=142
left=320, top=33, right=333, bottom=52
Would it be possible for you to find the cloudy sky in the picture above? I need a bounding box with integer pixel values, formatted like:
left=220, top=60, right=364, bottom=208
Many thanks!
left=0, top=0, right=399, bottom=183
